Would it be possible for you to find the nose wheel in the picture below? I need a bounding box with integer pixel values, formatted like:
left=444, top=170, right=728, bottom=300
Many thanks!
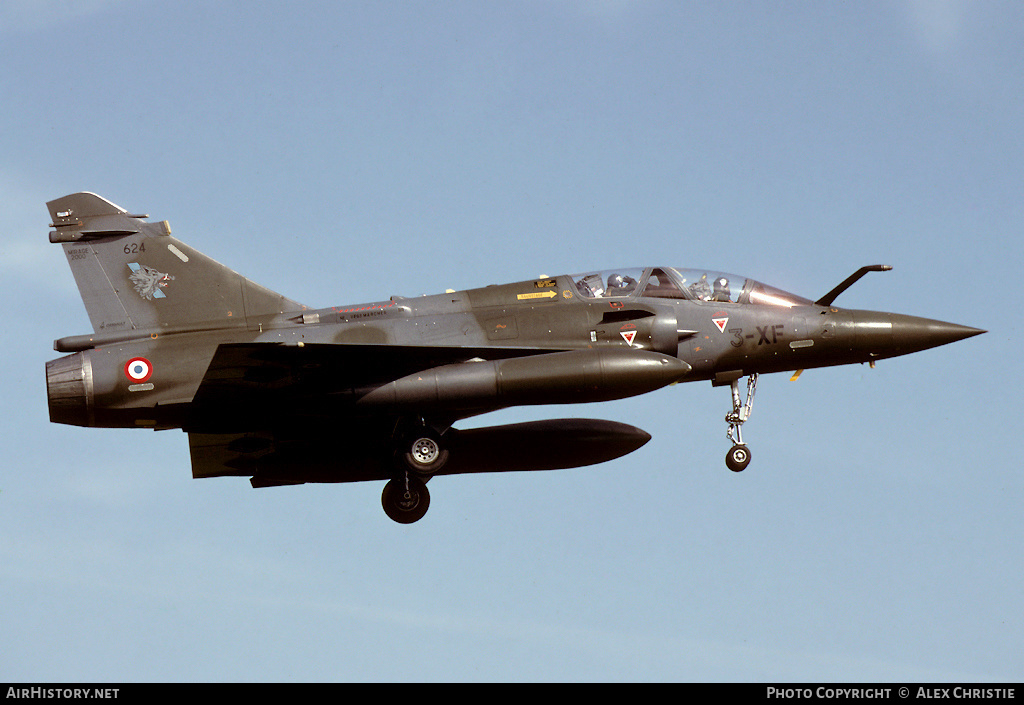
left=725, top=374, right=757, bottom=472
left=726, top=443, right=752, bottom=472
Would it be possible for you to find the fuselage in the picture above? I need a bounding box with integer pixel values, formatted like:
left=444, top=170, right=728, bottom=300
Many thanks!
left=46, top=266, right=982, bottom=432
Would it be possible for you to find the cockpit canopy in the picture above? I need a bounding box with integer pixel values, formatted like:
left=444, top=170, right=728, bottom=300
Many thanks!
left=570, top=267, right=813, bottom=308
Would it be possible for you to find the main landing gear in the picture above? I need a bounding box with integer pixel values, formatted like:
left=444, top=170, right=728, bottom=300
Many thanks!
left=381, top=421, right=449, bottom=524
left=724, top=373, right=757, bottom=472
left=381, top=473, right=431, bottom=524
left=399, top=426, right=449, bottom=475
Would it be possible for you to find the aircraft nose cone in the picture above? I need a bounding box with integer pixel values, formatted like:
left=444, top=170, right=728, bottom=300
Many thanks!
left=850, top=311, right=985, bottom=358
left=888, top=314, right=985, bottom=354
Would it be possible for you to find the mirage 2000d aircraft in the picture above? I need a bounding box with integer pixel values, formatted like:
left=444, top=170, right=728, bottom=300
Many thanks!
left=45, top=193, right=984, bottom=522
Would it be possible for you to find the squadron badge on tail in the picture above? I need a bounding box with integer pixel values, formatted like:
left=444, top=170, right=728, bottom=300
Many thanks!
left=127, top=262, right=174, bottom=300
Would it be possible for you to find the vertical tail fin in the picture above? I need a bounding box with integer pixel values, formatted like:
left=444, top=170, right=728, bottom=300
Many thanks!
left=48, top=193, right=304, bottom=333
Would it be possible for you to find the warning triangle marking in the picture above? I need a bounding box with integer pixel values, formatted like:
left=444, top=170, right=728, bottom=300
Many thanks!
left=620, top=331, right=637, bottom=346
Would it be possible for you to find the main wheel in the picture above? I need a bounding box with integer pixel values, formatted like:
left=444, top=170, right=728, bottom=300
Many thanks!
left=726, top=444, right=752, bottom=472
left=381, top=476, right=430, bottom=524
left=400, top=428, right=449, bottom=475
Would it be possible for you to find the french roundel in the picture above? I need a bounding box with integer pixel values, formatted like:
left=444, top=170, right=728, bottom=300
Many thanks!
left=124, top=357, right=153, bottom=382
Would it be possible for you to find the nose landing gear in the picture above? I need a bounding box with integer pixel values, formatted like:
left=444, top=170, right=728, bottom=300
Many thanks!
left=725, top=443, right=752, bottom=472
left=725, top=373, right=757, bottom=472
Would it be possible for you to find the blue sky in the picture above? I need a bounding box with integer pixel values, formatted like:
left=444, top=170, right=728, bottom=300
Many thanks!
left=1, top=1, right=1019, bottom=682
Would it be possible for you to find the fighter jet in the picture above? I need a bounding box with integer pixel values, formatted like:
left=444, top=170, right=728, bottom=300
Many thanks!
left=45, top=193, right=984, bottom=523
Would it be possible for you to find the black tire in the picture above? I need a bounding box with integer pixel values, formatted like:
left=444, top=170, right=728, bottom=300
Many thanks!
left=726, top=444, right=751, bottom=472
left=381, top=476, right=430, bottom=524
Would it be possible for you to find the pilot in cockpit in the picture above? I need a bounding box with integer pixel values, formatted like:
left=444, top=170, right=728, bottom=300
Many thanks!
left=712, top=276, right=731, bottom=302
left=607, top=273, right=638, bottom=295
left=689, top=274, right=713, bottom=301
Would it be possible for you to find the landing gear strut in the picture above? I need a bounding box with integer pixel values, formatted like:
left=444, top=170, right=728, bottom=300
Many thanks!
left=382, top=420, right=448, bottom=523
left=725, top=373, right=757, bottom=472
